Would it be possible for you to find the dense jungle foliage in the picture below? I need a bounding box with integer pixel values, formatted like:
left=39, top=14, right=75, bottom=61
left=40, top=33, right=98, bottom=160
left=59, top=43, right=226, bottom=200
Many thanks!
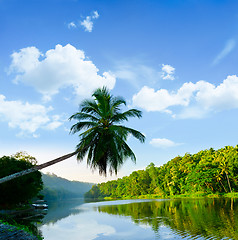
left=0, top=154, right=43, bottom=206
left=85, top=145, right=238, bottom=199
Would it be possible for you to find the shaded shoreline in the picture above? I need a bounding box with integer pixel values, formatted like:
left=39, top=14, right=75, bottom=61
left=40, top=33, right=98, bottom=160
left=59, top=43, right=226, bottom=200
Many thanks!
left=0, top=223, right=39, bottom=240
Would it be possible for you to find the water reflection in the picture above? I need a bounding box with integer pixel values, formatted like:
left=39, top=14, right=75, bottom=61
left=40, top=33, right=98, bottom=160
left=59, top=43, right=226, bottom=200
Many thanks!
left=96, top=198, right=238, bottom=239
left=41, top=198, right=85, bottom=225
left=38, top=198, right=238, bottom=240
left=41, top=213, right=116, bottom=240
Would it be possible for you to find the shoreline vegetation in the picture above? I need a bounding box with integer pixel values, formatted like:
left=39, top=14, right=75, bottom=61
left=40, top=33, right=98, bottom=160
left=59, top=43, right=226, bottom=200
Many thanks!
left=101, top=192, right=238, bottom=201
left=85, top=145, right=238, bottom=200
left=0, top=217, right=42, bottom=240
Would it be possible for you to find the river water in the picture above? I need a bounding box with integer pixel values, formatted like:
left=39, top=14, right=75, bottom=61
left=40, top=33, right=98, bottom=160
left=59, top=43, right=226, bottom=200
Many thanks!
left=36, top=198, right=237, bottom=239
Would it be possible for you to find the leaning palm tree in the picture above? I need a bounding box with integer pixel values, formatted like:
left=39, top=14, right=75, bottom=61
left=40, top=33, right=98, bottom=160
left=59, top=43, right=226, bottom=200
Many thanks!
left=70, top=87, right=145, bottom=175
left=0, top=87, right=145, bottom=183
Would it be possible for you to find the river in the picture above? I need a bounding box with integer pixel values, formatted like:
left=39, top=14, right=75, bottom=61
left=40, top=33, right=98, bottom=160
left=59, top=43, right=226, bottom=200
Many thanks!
left=35, top=198, right=237, bottom=239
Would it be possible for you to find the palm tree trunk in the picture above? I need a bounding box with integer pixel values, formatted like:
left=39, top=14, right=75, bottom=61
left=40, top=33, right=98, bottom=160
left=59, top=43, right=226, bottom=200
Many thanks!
left=225, top=171, right=232, bottom=193
left=219, top=180, right=228, bottom=193
left=0, top=151, right=77, bottom=184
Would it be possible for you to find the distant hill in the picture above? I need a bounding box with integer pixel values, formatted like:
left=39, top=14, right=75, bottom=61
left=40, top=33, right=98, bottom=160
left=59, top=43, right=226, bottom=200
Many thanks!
left=40, top=173, right=93, bottom=201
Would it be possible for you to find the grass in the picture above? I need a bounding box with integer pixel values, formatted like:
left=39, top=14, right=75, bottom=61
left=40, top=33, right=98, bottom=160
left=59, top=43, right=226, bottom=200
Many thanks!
left=223, top=192, right=238, bottom=198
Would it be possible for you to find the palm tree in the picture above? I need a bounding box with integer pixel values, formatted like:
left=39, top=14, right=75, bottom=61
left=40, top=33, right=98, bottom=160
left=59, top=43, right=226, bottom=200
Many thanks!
left=70, top=87, right=145, bottom=175
left=0, top=87, right=145, bottom=184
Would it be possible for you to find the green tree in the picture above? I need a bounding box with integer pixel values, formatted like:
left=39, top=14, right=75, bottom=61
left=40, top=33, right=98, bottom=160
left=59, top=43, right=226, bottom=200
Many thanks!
left=0, top=156, right=43, bottom=205
left=86, top=145, right=238, bottom=199
left=0, top=87, right=145, bottom=183
left=146, top=162, right=157, bottom=193
left=84, top=185, right=101, bottom=199
left=12, top=151, right=37, bottom=165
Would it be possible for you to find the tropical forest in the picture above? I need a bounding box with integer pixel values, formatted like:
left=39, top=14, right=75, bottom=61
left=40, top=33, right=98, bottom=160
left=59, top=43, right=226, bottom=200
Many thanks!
left=85, top=145, right=238, bottom=199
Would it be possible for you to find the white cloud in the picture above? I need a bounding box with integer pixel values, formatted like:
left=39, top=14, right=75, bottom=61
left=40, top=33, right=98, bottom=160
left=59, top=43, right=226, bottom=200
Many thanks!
left=80, top=11, right=99, bottom=32
left=161, top=64, right=175, bottom=80
left=41, top=213, right=115, bottom=240
left=67, top=21, right=77, bottom=29
left=9, top=44, right=116, bottom=101
left=113, top=62, right=160, bottom=89
left=44, top=121, right=63, bottom=130
left=67, top=11, right=99, bottom=32
left=150, top=138, right=181, bottom=148
left=132, top=85, right=189, bottom=112
left=213, top=39, right=236, bottom=65
left=132, top=75, right=238, bottom=118
left=81, top=16, right=93, bottom=32
left=9, top=47, right=42, bottom=74
left=92, top=11, right=99, bottom=19
left=0, top=95, right=62, bottom=136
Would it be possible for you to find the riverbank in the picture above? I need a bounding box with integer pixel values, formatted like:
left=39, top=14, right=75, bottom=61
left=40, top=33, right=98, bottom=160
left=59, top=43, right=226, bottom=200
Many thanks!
left=102, top=191, right=238, bottom=201
left=0, top=205, right=45, bottom=240
left=0, top=222, right=40, bottom=240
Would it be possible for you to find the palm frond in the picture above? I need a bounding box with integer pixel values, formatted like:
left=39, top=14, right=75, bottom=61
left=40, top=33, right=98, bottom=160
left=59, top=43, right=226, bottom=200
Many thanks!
left=93, top=87, right=110, bottom=99
left=110, top=125, right=145, bottom=143
left=111, top=109, right=142, bottom=123
left=80, top=99, right=101, bottom=117
left=111, top=96, right=126, bottom=112
left=93, top=87, right=111, bottom=118
left=69, top=86, right=145, bottom=175
left=70, top=121, right=97, bottom=134
left=75, top=130, right=99, bottom=160
left=69, top=112, right=99, bottom=122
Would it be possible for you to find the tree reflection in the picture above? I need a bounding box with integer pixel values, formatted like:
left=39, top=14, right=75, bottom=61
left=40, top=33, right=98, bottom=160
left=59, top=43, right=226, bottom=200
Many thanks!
left=96, top=198, right=238, bottom=239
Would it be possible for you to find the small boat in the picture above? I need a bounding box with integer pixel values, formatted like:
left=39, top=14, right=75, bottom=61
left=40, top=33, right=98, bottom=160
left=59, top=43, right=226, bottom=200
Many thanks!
left=32, top=203, right=48, bottom=209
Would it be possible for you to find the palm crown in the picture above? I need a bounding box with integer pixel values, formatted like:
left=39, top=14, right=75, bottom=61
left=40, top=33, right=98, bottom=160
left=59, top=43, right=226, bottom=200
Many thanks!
left=69, top=87, right=145, bottom=175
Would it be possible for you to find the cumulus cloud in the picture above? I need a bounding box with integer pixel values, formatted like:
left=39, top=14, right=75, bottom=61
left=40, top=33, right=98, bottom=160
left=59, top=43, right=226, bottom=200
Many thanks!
left=132, top=85, right=190, bottom=112
left=161, top=64, right=175, bottom=80
left=9, top=47, right=42, bottom=74
left=213, top=39, right=236, bottom=65
left=150, top=138, right=181, bottom=148
left=80, top=11, right=99, bottom=32
left=44, top=121, right=62, bottom=130
left=9, top=44, right=116, bottom=101
left=132, top=75, right=238, bottom=118
left=0, top=95, right=62, bottom=136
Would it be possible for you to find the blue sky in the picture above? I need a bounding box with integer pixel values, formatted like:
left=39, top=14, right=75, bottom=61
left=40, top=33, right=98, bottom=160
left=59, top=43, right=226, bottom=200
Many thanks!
left=1, top=0, right=238, bottom=183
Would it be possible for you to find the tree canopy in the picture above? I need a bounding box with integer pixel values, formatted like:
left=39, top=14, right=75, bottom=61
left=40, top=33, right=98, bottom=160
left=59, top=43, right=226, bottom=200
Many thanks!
left=70, top=87, right=145, bottom=175
left=85, top=145, right=238, bottom=199
left=12, top=151, right=38, bottom=165
left=0, top=155, right=43, bottom=206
